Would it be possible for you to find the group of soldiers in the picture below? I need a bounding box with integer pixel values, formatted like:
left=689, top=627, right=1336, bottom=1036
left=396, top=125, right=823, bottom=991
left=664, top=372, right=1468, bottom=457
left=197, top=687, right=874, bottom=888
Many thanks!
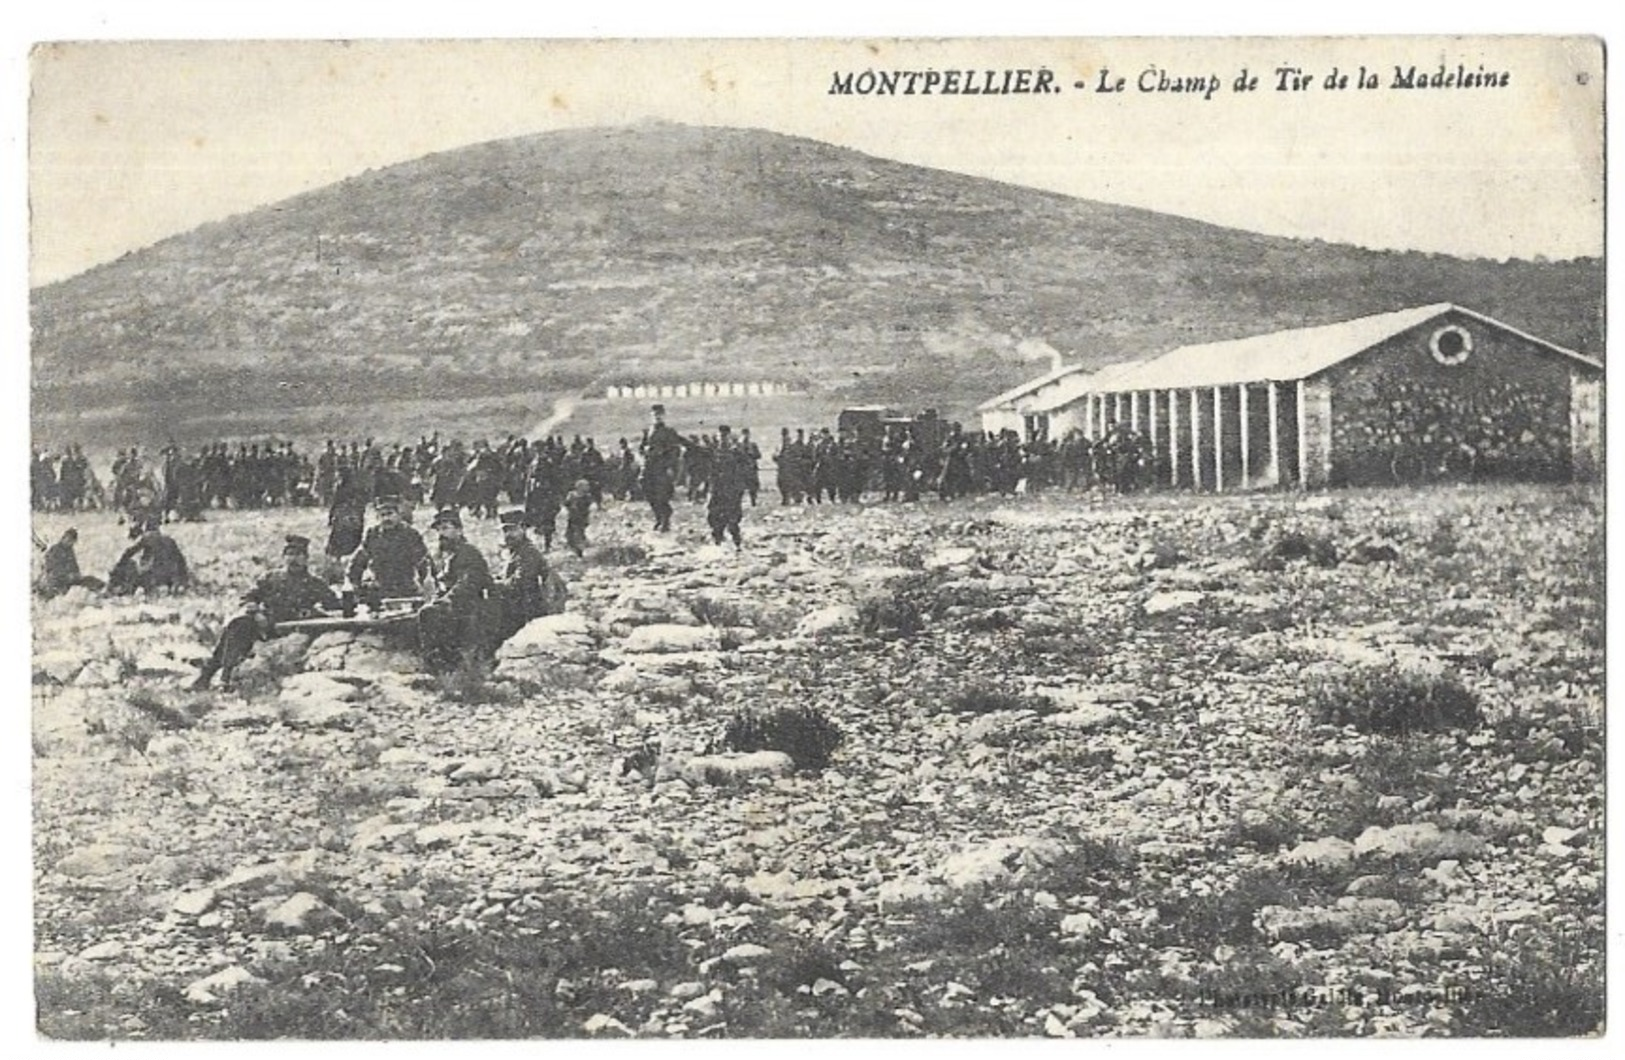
left=35, top=493, right=563, bottom=690
left=34, top=404, right=1164, bottom=695
left=189, top=500, right=561, bottom=690
left=30, top=443, right=320, bottom=522
left=33, top=409, right=1159, bottom=533
left=34, top=520, right=193, bottom=600
left=770, top=421, right=1157, bottom=504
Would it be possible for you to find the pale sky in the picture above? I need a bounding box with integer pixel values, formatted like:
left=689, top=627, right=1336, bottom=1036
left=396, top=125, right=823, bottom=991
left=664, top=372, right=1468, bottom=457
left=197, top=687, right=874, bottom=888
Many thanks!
left=26, top=35, right=1605, bottom=286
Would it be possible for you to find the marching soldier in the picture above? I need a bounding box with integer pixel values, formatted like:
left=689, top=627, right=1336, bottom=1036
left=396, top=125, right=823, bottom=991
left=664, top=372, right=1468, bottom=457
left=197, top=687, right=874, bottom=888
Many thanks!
left=640, top=404, right=684, bottom=532
left=417, top=507, right=500, bottom=673
left=346, top=495, right=431, bottom=600
left=707, top=426, right=749, bottom=548
left=190, top=534, right=339, bottom=691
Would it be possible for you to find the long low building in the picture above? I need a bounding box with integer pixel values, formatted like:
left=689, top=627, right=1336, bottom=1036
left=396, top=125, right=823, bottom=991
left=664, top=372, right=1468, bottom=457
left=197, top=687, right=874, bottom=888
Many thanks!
left=984, top=303, right=1604, bottom=489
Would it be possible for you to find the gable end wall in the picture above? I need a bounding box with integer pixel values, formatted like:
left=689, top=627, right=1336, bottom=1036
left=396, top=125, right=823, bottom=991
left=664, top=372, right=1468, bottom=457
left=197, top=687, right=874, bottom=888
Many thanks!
left=1321, top=311, right=1583, bottom=485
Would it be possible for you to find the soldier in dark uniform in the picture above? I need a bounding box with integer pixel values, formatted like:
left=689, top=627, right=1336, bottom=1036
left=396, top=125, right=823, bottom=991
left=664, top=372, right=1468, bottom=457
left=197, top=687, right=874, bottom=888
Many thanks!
left=738, top=428, right=762, bottom=507
left=564, top=479, right=593, bottom=557
left=707, top=426, right=748, bottom=548
left=524, top=443, right=565, bottom=551
left=189, top=534, right=339, bottom=690
left=346, top=496, right=430, bottom=600
left=326, top=468, right=368, bottom=560
left=494, top=509, right=552, bottom=644
left=108, top=521, right=192, bottom=595
left=37, top=528, right=105, bottom=598
left=417, top=507, right=500, bottom=673
left=640, top=405, right=684, bottom=532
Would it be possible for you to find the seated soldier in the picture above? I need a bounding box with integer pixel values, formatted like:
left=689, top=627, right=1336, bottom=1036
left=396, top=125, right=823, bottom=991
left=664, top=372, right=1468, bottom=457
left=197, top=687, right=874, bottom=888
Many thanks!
left=417, top=507, right=501, bottom=673
left=108, top=520, right=191, bottom=595
left=36, top=527, right=106, bottom=598
left=346, top=495, right=430, bottom=602
left=494, top=508, right=552, bottom=645
left=190, top=534, right=340, bottom=691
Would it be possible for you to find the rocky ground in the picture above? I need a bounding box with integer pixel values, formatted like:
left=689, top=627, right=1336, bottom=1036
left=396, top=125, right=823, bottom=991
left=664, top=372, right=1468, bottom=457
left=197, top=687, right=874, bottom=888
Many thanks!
left=30, top=483, right=1605, bottom=1039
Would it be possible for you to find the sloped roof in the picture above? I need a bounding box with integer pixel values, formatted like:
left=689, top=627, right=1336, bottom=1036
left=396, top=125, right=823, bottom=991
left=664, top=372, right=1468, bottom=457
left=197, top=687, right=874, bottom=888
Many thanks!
left=977, top=363, right=1089, bottom=412
left=1028, top=359, right=1149, bottom=412
left=1096, top=303, right=1602, bottom=393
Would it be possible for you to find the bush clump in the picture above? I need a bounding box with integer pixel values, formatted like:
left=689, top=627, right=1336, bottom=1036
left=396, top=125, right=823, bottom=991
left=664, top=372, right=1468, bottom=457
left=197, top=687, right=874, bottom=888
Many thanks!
left=946, top=683, right=1046, bottom=716
left=590, top=542, right=649, bottom=567
left=723, top=705, right=845, bottom=772
left=857, top=590, right=924, bottom=639
left=1256, top=527, right=1340, bottom=570
left=1310, top=665, right=1483, bottom=735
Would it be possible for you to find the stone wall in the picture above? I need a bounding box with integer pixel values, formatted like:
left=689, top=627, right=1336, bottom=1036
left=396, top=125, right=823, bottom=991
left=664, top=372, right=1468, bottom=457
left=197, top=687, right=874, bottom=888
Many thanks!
left=1323, top=313, right=1583, bottom=486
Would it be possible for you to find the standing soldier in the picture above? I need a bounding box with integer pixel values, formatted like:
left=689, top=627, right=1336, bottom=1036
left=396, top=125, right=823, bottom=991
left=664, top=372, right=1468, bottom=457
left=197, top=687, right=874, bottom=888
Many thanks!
left=325, top=467, right=368, bottom=563
left=417, top=507, right=500, bottom=673
left=640, top=405, right=684, bottom=532
left=773, top=428, right=796, bottom=505
left=580, top=439, right=607, bottom=508
left=524, top=443, right=566, bottom=551
left=738, top=428, right=763, bottom=507
left=613, top=438, right=641, bottom=501
left=706, top=426, right=748, bottom=548
left=346, top=496, right=431, bottom=601
left=189, top=534, right=339, bottom=691
left=494, top=509, right=552, bottom=644
left=564, top=479, right=594, bottom=557
left=57, top=446, right=87, bottom=511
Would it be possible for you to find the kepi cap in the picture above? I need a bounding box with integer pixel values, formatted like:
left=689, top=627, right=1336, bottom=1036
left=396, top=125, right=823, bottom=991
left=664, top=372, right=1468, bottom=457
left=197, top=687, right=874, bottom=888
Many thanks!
left=283, top=534, right=311, bottom=556
left=499, top=509, right=528, bottom=529
left=429, top=507, right=463, bottom=530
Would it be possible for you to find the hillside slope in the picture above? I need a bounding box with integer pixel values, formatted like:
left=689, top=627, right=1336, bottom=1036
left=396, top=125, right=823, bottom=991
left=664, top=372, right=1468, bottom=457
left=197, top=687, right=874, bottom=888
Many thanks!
left=30, top=122, right=1604, bottom=442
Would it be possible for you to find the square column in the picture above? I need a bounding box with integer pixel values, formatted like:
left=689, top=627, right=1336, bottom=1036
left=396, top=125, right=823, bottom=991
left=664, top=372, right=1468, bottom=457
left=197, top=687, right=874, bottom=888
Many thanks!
left=1239, top=384, right=1251, bottom=489
left=1268, top=381, right=1281, bottom=486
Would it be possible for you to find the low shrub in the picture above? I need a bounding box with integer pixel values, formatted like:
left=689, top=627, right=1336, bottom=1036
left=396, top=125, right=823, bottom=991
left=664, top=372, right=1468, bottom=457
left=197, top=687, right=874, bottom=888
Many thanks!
left=1309, top=665, right=1483, bottom=735
left=1229, top=810, right=1304, bottom=854
left=589, top=542, right=648, bottom=567
left=857, top=591, right=924, bottom=639
left=687, top=595, right=744, bottom=628
left=1424, top=516, right=1460, bottom=558
left=433, top=658, right=518, bottom=706
left=722, top=705, right=845, bottom=772
left=1453, top=927, right=1605, bottom=1037
left=1256, top=528, right=1340, bottom=569
left=1154, top=867, right=1317, bottom=948
left=945, top=683, right=1044, bottom=716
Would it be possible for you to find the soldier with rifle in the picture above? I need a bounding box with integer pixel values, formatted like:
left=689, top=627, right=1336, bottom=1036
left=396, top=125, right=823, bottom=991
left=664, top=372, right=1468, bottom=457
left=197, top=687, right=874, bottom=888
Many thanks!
left=189, top=534, right=338, bottom=691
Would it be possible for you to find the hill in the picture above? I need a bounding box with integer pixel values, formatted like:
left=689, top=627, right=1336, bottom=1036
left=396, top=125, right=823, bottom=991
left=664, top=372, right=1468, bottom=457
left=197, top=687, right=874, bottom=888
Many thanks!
left=30, top=122, right=1604, bottom=448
